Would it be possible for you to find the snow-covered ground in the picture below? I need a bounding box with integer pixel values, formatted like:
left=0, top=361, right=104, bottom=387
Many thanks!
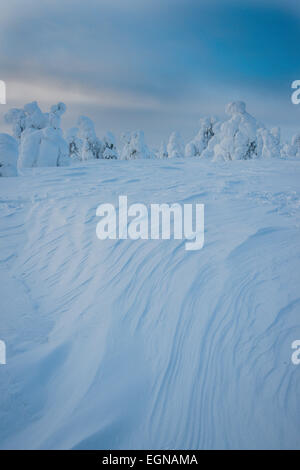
left=0, top=158, right=299, bottom=449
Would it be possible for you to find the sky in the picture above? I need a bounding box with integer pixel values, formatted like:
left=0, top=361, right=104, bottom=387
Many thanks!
left=0, top=0, right=300, bottom=146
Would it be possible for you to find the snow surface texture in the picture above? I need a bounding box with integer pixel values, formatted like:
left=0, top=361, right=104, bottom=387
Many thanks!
left=0, top=158, right=299, bottom=450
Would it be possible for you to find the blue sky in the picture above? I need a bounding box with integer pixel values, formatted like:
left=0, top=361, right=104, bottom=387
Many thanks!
left=0, top=0, right=300, bottom=145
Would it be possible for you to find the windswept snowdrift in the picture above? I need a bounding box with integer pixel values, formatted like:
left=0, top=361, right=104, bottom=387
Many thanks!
left=0, top=159, right=299, bottom=449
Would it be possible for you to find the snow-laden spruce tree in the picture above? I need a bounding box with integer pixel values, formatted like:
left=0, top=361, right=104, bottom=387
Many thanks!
left=0, top=133, right=18, bottom=176
left=5, top=101, right=49, bottom=142
left=158, top=141, right=168, bottom=159
left=291, top=132, right=300, bottom=157
left=185, top=117, right=217, bottom=158
left=18, top=102, right=69, bottom=168
left=281, top=143, right=294, bottom=159
left=18, top=126, right=69, bottom=168
left=102, top=132, right=118, bottom=159
left=201, top=120, right=223, bottom=159
left=49, top=102, right=67, bottom=129
left=23, top=101, right=48, bottom=132
left=78, top=116, right=103, bottom=160
left=280, top=132, right=300, bottom=159
left=259, top=127, right=281, bottom=159
left=120, top=130, right=151, bottom=160
left=4, top=101, right=68, bottom=143
left=4, top=108, right=26, bottom=140
left=66, top=127, right=83, bottom=161
left=36, top=127, right=69, bottom=167
left=120, top=132, right=131, bottom=160
left=167, top=132, right=184, bottom=158
left=271, top=127, right=281, bottom=146
left=213, top=101, right=260, bottom=161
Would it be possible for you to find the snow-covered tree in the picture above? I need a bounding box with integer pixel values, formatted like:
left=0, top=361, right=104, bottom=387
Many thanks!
left=120, top=132, right=131, bottom=160
left=158, top=141, right=168, bottom=159
left=78, top=116, right=103, bottom=160
left=18, top=129, right=41, bottom=168
left=4, top=108, right=26, bottom=140
left=167, top=132, right=184, bottom=158
left=49, top=102, right=67, bottom=129
left=5, top=101, right=46, bottom=141
left=213, top=101, right=260, bottom=161
left=280, top=143, right=291, bottom=159
left=66, top=127, right=83, bottom=161
left=0, top=134, right=18, bottom=176
left=185, top=117, right=216, bottom=158
left=259, top=128, right=281, bottom=159
left=102, top=132, right=118, bottom=159
left=280, top=132, right=300, bottom=159
left=18, top=127, right=69, bottom=169
left=120, top=131, right=151, bottom=160
left=18, top=102, right=69, bottom=168
left=4, top=101, right=64, bottom=141
left=271, top=127, right=280, bottom=146
left=291, top=132, right=300, bottom=157
left=23, top=101, right=48, bottom=132
left=37, top=127, right=69, bottom=167
left=201, top=120, right=223, bottom=159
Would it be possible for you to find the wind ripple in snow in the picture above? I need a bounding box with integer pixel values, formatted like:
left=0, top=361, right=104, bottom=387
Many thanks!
left=0, top=159, right=299, bottom=449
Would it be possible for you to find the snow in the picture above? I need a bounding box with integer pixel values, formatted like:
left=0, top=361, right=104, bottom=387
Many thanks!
left=213, top=101, right=261, bottom=161
left=65, top=127, right=83, bottom=161
left=2, top=99, right=299, bottom=175
left=260, top=128, right=281, bottom=159
left=167, top=131, right=184, bottom=158
left=120, top=130, right=151, bottom=160
left=4, top=108, right=26, bottom=140
left=185, top=117, right=216, bottom=158
left=291, top=132, right=300, bottom=158
left=0, top=158, right=299, bottom=450
left=23, top=101, right=48, bottom=131
left=158, top=141, right=168, bottom=159
left=102, top=132, right=118, bottom=160
left=0, top=133, right=18, bottom=176
left=78, top=116, right=103, bottom=160
left=18, top=127, right=70, bottom=169
left=4, top=101, right=69, bottom=170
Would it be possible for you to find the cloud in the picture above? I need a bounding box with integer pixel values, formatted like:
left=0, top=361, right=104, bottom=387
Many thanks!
left=0, top=0, right=299, bottom=144
left=5, top=79, right=163, bottom=110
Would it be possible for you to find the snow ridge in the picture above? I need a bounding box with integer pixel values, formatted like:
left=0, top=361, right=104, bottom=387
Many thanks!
left=0, top=159, right=299, bottom=449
